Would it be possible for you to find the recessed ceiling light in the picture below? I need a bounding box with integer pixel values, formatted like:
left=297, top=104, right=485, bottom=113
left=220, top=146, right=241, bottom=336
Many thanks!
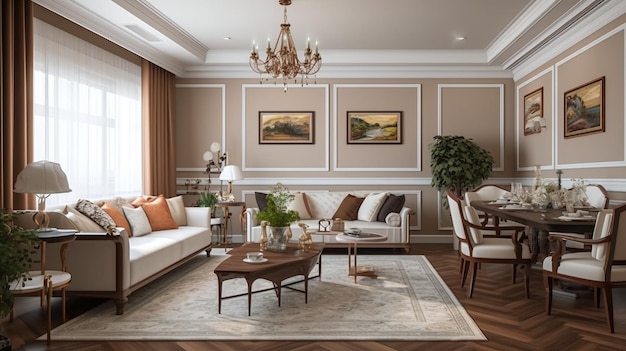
left=223, top=36, right=232, bottom=40
left=456, top=36, right=466, bottom=41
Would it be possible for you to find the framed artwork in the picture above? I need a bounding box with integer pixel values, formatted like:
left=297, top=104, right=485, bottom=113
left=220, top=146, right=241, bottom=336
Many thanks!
left=258, top=111, right=314, bottom=144
left=523, top=87, right=545, bottom=135
left=347, top=111, right=402, bottom=144
left=564, top=77, right=605, bottom=138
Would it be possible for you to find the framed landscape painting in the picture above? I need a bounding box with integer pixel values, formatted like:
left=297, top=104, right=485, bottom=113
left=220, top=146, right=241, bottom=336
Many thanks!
left=564, top=77, right=605, bottom=138
left=259, top=111, right=314, bottom=144
left=347, top=111, right=402, bottom=144
left=523, top=87, right=545, bottom=135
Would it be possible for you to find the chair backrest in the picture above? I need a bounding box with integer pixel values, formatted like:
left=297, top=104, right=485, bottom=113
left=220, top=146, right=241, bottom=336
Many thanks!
left=447, top=190, right=467, bottom=242
left=591, top=209, right=613, bottom=261
left=585, top=184, right=609, bottom=209
left=608, top=204, right=626, bottom=263
left=464, top=184, right=510, bottom=204
left=462, top=204, right=484, bottom=244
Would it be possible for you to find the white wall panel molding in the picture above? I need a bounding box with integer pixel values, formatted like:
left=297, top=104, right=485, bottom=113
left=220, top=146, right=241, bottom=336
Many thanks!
left=241, top=84, right=330, bottom=172
left=554, top=26, right=626, bottom=169
left=333, top=84, right=421, bottom=172
left=437, top=83, right=505, bottom=172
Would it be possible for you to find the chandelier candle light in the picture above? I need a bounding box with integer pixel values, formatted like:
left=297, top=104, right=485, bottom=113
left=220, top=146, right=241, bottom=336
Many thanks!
left=249, top=0, right=321, bottom=91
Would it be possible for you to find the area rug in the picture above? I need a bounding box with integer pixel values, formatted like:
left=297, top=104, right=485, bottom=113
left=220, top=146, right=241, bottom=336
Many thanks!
left=44, top=254, right=485, bottom=341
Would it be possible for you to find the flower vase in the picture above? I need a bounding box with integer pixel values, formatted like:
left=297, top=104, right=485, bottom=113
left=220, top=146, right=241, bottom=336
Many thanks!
left=267, top=225, right=289, bottom=251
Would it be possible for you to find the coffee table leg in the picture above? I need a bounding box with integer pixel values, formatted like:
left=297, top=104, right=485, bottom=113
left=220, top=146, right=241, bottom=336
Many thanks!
left=247, top=281, right=252, bottom=316
left=217, top=277, right=223, bottom=314
left=353, top=242, right=358, bottom=283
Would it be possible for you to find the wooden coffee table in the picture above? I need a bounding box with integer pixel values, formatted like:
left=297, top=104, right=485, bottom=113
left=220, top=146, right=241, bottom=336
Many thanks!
left=335, top=232, right=387, bottom=283
left=214, top=242, right=323, bottom=316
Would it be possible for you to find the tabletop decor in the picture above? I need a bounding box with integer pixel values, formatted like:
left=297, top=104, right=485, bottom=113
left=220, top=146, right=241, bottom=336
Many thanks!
left=255, top=183, right=300, bottom=251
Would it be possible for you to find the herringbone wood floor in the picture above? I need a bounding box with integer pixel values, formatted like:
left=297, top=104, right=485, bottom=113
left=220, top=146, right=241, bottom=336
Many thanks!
left=3, top=244, right=626, bottom=351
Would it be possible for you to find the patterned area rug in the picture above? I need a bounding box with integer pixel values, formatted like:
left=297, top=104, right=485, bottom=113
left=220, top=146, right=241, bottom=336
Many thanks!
left=45, top=253, right=485, bottom=341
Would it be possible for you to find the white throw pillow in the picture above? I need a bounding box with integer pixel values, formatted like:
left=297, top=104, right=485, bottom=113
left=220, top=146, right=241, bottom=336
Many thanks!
left=122, top=206, right=152, bottom=237
left=166, top=195, right=188, bottom=226
left=357, top=192, right=388, bottom=222
left=288, top=192, right=313, bottom=219
left=385, top=212, right=401, bottom=227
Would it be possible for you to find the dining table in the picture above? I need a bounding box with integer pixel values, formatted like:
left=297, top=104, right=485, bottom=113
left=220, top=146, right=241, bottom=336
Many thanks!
left=470, top=200, right=598, bottom=263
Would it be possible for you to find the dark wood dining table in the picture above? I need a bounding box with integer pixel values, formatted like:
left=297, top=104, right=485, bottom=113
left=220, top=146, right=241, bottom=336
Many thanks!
left=470, top=201, right=597, bottom=262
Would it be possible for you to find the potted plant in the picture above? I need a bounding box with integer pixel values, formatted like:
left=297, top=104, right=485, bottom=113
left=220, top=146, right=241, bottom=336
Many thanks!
left=430, top=135, right=494, bottom=199
left=255, top=183, right=300, bottom=251
left=1, top=209, right=39, bottom=348
left=197, top=191, right=218, bottom=215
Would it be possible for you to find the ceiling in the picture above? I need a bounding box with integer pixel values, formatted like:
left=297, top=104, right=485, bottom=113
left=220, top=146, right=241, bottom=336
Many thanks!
left=34, top=0, right=622, bottom=79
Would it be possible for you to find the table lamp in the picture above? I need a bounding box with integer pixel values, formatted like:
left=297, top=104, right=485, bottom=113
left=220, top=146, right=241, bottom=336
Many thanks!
left=14, top=160, right=71, bottom=231
left=219, top=165, right=243, bottom=202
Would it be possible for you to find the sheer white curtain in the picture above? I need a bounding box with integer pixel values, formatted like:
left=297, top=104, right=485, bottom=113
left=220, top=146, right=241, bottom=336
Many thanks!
left=33, top=19, right=142, bottom=206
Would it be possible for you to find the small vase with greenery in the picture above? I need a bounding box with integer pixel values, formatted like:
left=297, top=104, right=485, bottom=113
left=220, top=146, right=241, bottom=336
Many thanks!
left=255, top=183, right=300, bottom=251
left=1, top=209, right=39, bottom=319
left=197, top=191, right=218, bottom=214
left=430, top=135, right=494, bottom=199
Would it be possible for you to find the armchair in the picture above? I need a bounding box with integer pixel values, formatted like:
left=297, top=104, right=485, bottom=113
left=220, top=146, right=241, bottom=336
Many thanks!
left=447, top=190, right=532, bottom=298
left=543, top=205, right=626, bottom=333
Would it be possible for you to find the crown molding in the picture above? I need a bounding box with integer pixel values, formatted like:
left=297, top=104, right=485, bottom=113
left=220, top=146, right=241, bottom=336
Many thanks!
left=111, top=0, right=208, bottom=61
left=34, top=0, right=187, bottom=76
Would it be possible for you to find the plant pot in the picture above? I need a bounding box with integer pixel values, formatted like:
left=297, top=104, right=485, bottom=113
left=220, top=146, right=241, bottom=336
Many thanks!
left=267, top=225, right=289, bottom=251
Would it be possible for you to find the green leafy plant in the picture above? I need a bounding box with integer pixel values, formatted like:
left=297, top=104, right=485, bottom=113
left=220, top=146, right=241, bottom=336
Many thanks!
left=197, top=191, right=218, bottom=209
left=430, top=135, right=494, bottom=198
left=255, top=183, right=300, bottom=227
left=1, top=210, right=39, bottom=317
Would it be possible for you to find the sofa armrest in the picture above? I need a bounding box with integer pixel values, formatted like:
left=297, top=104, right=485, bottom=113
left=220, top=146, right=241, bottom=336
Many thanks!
left=399, top=206, right=413, bottom=243
left=245, top=207, right=260, bottom=242
left=185, top=207, right=211, bottom=227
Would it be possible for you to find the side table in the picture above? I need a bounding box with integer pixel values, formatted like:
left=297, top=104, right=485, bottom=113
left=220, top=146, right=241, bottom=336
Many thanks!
left=9, top=229, right=76, bottom=345
left=214, top=201, right=246, bottom=249
left=335, top=232, right=387, bottom=283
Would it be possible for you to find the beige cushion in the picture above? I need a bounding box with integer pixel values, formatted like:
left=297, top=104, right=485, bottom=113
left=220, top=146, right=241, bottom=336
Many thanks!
left=288, top=192, right=312, bottom=219
left=122, top=206, right=152, bottom=236
left=385, top=212, right=401, bottom=227
left=357, top=192, right=388, bottom=222
left=166, top=196, right=188, bottom=226
left=64, top=206, right=105, bottom=233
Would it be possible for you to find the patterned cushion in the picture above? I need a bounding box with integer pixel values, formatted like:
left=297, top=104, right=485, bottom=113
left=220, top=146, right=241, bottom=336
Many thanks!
left=76, top=199, right=117, bottom=234
left=64, top=206, right=106, bottom=233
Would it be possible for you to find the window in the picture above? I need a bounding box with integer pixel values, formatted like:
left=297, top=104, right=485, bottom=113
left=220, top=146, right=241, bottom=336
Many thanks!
left=33, top=19, right=142, bottom=206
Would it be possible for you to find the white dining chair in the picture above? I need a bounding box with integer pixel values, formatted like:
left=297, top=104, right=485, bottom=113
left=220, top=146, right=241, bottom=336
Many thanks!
left=464, top=184, right=525, bottom=237
left=544, top=206, right=626, bottom=333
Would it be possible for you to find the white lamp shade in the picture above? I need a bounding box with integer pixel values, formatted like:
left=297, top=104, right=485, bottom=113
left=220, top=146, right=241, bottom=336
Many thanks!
left=219, top=165, right=243, bottom=181
left=14, top=161, right=71, bottom=194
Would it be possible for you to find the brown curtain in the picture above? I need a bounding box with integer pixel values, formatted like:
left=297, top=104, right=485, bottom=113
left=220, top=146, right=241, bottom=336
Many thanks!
left=141, top=59, right=177, bottom=197
left=1, top=0, right=33, bottom=210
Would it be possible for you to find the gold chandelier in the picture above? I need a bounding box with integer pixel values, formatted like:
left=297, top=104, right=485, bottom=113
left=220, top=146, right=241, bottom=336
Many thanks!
left=249, top=0, right=321, bottom=88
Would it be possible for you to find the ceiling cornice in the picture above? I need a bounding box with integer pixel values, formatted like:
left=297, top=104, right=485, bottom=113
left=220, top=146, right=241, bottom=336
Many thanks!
left=111, top=0, right=208, bottom=61
left=34, top=0, right=187, bottom=76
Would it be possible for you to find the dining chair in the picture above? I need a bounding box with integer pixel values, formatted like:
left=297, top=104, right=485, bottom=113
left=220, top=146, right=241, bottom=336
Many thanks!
left=464, top=184, right=524, bottom=237
left=543, top=205, right=626, bottom=333
left=447, top=190, right=532, bottom=298
left=551, top=184, right=609, bottom=250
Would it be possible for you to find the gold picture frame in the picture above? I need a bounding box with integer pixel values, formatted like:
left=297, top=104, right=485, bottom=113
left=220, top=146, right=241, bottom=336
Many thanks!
left=523, top=87, right=545, bottom=135
left=347, top=111, right=402, bottom=144
left=564, top=77, right=605, bottom=138
left=259, top=111, right=314, bottom=144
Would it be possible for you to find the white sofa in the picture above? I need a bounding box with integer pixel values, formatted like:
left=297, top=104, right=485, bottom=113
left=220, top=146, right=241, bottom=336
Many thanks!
left=245, top=191, right=412, bottom=250
left=15, top=196, right=212, bottom=315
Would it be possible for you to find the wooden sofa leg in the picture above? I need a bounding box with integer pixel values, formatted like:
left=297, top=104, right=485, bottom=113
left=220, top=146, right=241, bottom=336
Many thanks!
left=115, top=298, right=128, bottom=315
left=205, top=248, right=212, bottom=257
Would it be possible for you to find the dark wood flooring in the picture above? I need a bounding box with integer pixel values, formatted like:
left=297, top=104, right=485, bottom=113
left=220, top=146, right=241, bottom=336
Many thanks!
left=3, top=243, right=626, bottom=351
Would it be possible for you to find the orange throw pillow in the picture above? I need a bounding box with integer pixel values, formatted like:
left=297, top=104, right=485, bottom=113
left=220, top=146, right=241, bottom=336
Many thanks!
left=140, top=196, right=178, bottom=231
left=100, top=202, right=133, bottom=236
left=131, top=195, right=157, bottom=207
